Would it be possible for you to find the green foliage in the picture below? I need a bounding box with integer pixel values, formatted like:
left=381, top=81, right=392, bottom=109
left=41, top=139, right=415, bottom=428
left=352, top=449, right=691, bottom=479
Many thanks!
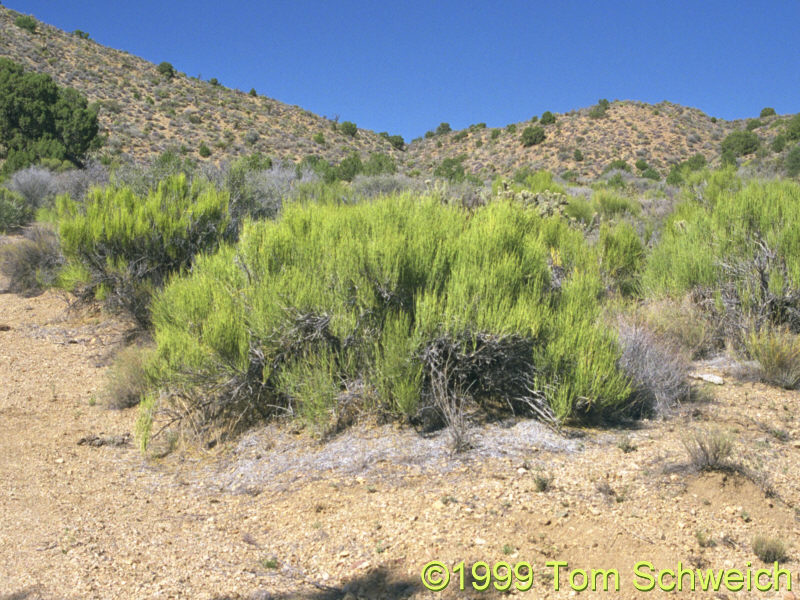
left=312, top=132, right=325, bottom=144
left=0, top=188, right=33, bottom=232
left=336, top=151, right=363, bottom=181
left=506, top=123, right=517, bottom=134
left=760, top=107, right=776, bottom=118
left=565, top=197, right=595, bottom=224
left=57, top=174, right=230, bottom=326
left=157, top=62, right=176, bottom=79
left=598, top=222, right=644, bottom=295
left=340, top=121, right=358, bottom=137
left=643, top=174, right=800, bottom=304
left=787, top=114, right=800, bottom=141
left=786, top=144, right=800, bottom=177
left=435, top=122, right=452, bottom=135
left=593, top=190, right=641, bottom=217
left=453, top=130, right=468, bottom=142
left=540, top=111, right=556, bottom=125
left=721, top=130, right=760, bottom=157
left=209, top=77, right=220, bottom=86
left=72, top=30, right=90, bottom=40
left=589, top=99, right=610, bottom=119
left=604, top=159, right=630, bottom=173
left=363, top=152, right=396, bottom=176
left=509, top=168, right=565, bottom=195
left=641, top=167, right=660, bottom=181
left=434, top=154, right=468, bottom=182
left=147, top=196, right=634, bottom=431
left=198, top=143, right=211, bottom=158
left=772, top=134, right=787, bottom=153
left=667, top=154, right=707, bottom=185
left=249, top=88, right=257, bottom=97
left=490, top=128, right=501, bottom=140
left=0, top=59, right=100, bottom=173
left=14, top=15, right=37, bottom=33
left=746, top=326, right=800, bottom=389
left=573, top=148, right=584, bottom=162
left=379, top=133, right=405, bottom=150
left=746, top=119, right=762, bottom=131
left=521, top=126, right=545, bottom=147
left=635, top=159, right=649, bottom=171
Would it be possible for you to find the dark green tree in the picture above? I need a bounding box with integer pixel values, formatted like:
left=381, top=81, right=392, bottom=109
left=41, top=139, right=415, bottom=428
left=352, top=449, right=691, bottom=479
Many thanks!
left=720, top=131, right=760, bottom=157
left=521, top=126, right=545, bottom=147
left=540, top=111, right=556, bottom=125
left=0, top=59, right=100, bottom=173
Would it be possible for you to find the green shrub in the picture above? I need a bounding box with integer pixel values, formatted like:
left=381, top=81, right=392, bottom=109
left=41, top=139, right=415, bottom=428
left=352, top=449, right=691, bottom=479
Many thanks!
left=14, top=15, right=37, bottom=33
left=0, top=59, right=100, bottom=173
left=594, top=190, right=640, bottom=217
left=209, top=77, right=220, bottom=86
left=760, top=107, right=776, bottom=118
left=0, top=188, right=33, bottom=232
left=641, top=167, right=660, bottom=181
left=72, top=30, right=90, bottom=40
left=721, top=130, right=760, bottom=157
left=521, top=126, right=545, bottom=147
left=435, top=122, right=452, bottom=135
left=104, top=344, right=154, bottom=409
left=143, top=196, right=636, bottom=443
left=157, top=62, right=176, bottom=79
left=506, top=124, right=517, bottom=134
left=386, top=134, right=405, bottom=150
left=788, top=114, right=800, bottom=141
left=490, top=129, right=501, bottom=140
left=786, top=144, right=800, bottom=177
left=604, top=159, right=630, bottom=173
left=540, top=111, right=556, bottom=125
left=565, top=197, right=595, bottom=224
left=772, top=134, right=787, bottom=153
left=635, top=159, right=649, bottom=172
left=198, top=143, right=211, bottom=158
left=363, top=152, right=396, bottom=176
left=249, top=88, right=257, bottom=97
left=453, top=130, right=468, bottom=142
left=598, top=222, right=644, bottom=295
left=746, top=119, right=762, bottom=131
left=589, top=99, right=610, bottom=119
left=434, top=155, right=468, bottom=182
left=574, top=149, right=584, bottom=162
left=643, top=174, right=800, bottom=324
left=313, top=132, right=325, bottom=144
left=340, top=121, right=358, bottom=137
left=336, top=152, right=363, bottom=181
left=57, top=174, right=230, bottom=326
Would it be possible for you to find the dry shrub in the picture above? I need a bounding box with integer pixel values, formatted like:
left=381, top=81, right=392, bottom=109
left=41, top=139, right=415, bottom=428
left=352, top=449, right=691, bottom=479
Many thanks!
left=746, top=325, right=800, bottom=389
left=752, top=536, right=788, bottom=563
left=638, top=297, right=715, bottom=359
left=682, top=429, right=734, bottom=471
left=617, top=322, right=690, bottom=417
left=103, top=344, right=152, bottom=409
left=0, top=225, right=63, bottom=295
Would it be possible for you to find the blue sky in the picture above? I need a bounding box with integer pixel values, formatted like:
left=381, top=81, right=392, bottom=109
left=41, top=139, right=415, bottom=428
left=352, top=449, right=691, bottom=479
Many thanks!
left=7, top=1, right=800, bottom=141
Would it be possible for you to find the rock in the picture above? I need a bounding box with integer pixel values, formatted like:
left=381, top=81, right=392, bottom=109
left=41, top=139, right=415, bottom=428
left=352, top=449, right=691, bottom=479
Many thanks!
left=0, top=324, right=11, bottom=331
left=474, top=537, right=486, bottom=545
left=690, top=373, right=724, bottom=385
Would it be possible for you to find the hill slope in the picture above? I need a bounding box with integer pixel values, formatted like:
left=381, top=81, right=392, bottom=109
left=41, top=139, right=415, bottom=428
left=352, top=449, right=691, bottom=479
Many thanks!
left=1, top=6, right=794, bottom=180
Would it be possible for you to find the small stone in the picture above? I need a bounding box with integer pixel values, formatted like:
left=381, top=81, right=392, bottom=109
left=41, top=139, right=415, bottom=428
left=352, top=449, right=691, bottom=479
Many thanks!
left=55, top=458, right=64, bottom=464
left=691, top=373, right=724, bottom=385
left=474, top=537, right=486, bottom=545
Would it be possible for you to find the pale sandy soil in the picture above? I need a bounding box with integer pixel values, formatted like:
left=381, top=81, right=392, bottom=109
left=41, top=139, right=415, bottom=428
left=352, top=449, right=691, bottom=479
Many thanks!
left=1, top=260, right=799, bottom=600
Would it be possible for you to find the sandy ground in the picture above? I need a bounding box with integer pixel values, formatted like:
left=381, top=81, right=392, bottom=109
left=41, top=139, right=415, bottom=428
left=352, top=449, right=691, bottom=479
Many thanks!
left=1, top=264, right=799, bottom=599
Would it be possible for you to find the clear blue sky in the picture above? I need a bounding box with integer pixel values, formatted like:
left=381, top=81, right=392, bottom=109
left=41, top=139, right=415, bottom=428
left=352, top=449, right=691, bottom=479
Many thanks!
left=7, top=1, right=800, bottom=141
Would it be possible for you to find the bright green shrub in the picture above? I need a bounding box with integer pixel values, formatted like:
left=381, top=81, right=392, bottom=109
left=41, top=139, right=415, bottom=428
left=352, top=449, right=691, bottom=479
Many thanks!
left=146, top=196, right=635, bottom=439
left=593, top=190, right=641, bottom=217
left=643, top=176, right=800, bottom=303
left=57, top=174, right=230, bottom=326
left=157, top=62, right=176, bottom=79
left=760, top=107, right=776, bottom=118
left=565, top=197, right=595, bottom=224
left=598, top=222, right=644, bottom=296
left=574, top=149, right=584, bottom=162
left=14, top=15, right=37, bottom=33
left=198, top=143, right=211, bottom=158
left=363, top=152, right=396, bottom=176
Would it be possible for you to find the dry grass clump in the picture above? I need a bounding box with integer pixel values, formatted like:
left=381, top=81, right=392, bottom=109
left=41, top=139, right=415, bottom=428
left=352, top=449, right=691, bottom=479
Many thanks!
left=103, top=344, right=152, bottom=409
left=746, top=325, right=800, bottom=389
left=637, top=297, right=715, bottom=359
left=751, top=536, right=788, bottom=563
left=682, top=428, right=734, bottom=471
left=0, top=225, right=64, bottom=295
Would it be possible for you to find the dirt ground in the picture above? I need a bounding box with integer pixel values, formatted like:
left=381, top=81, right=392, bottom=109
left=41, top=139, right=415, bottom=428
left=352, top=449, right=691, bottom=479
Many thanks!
left=1, top=268, right=799, bottom=599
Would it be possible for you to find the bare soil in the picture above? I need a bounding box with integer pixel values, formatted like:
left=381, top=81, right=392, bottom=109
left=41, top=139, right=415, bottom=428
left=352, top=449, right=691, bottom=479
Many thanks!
left=1, top=269, right=799, bottom=599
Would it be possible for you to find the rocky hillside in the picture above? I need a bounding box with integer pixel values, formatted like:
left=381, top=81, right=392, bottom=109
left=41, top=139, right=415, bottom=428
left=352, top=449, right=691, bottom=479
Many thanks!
left=1, top=6, right=795, bottom=179
left=0, top=7, right=401, bottom=167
